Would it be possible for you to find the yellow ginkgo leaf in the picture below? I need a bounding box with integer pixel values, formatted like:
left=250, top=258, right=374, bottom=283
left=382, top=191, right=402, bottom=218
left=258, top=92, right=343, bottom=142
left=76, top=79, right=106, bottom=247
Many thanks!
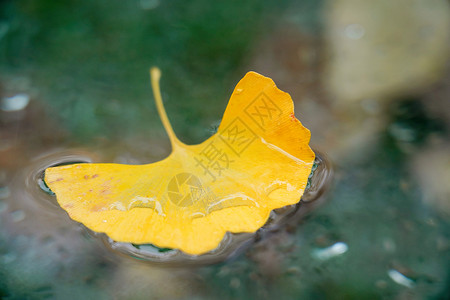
left=45, top=68, right=315, bottom=255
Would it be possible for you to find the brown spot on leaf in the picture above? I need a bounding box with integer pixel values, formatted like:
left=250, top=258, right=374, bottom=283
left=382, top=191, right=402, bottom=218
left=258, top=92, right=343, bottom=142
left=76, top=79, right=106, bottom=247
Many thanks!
left=100, top=189, right=111, bottom=195
left=290, top=113, right=298, bottom=122
left=48, top=177, right=64, bottom=183
left=91, top=204, right=106, bottom=212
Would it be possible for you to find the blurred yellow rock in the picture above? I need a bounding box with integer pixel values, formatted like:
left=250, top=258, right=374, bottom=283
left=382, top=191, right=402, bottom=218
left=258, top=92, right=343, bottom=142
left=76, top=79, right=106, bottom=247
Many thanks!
left=324, top=0, right=450, bottom=102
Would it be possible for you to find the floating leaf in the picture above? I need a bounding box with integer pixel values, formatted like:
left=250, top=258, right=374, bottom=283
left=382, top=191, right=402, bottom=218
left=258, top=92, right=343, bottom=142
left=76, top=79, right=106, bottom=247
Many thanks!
left=45, top=68, right=315, bottom=255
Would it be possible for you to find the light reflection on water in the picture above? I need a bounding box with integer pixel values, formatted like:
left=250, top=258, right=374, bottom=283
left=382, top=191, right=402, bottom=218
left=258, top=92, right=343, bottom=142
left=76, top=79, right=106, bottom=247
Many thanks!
left=24, top=150, right=332, bottom=266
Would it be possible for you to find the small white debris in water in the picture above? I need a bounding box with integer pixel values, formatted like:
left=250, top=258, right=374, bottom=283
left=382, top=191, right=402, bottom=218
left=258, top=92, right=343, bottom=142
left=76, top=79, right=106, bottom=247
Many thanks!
left=344, top=23, right=365, bottom=40
left=312, top=242, right=348, bottom=260
left=11, top=210, right=25, bottom=222
left=102, top=219, right=107, bottom=223
left=388, top=269, right=415, bottom=288
left=1, top=93, right=30, bottom=111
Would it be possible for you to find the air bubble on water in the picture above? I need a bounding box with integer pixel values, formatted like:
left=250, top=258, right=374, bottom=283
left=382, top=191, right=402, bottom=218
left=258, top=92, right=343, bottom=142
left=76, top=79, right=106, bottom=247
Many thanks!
left=11, top=210, right=26, bottom=222
left=388, top=269, right=415, bottom=288
left=1, top=93, right=30, bottom=111
left=312, top=242, right=348, bottom=260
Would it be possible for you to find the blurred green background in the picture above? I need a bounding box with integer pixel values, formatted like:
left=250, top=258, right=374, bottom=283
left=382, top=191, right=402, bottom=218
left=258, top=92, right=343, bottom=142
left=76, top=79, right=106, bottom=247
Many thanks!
left=0, top=0, right=449, bottom=299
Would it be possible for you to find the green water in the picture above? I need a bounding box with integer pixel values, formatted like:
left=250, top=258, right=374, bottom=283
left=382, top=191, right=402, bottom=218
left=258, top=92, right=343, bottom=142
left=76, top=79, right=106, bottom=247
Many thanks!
left=1, top=0, right=449, bottom=299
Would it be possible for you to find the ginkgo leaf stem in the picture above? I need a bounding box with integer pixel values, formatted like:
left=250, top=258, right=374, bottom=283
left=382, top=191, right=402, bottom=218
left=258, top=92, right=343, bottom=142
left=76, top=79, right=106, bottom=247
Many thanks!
left=150, top=67, right=182, bottom=148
